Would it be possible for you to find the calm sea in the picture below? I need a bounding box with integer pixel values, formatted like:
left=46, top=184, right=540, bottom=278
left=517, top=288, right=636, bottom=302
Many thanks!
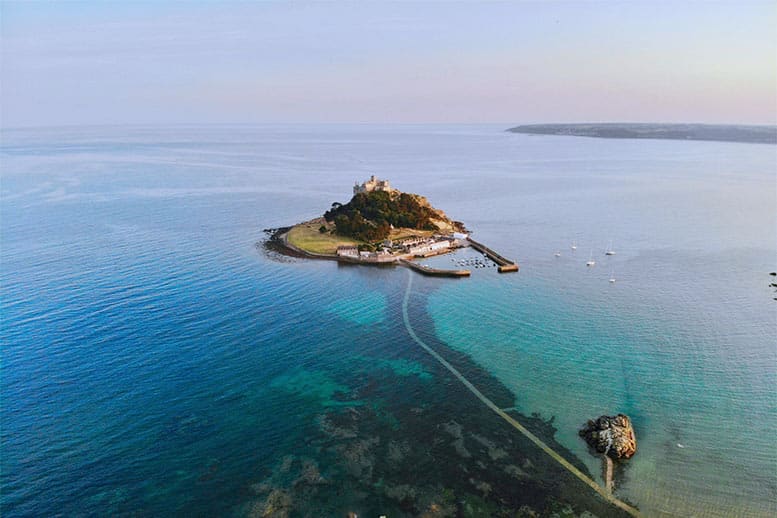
left=2, top=125, right=775, bottom=517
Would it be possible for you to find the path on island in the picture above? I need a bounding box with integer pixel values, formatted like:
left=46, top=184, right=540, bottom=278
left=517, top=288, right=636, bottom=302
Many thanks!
left=401, top=272, right=641, bottom=517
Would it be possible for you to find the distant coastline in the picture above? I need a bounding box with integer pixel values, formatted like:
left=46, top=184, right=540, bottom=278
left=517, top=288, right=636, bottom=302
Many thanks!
left=506, top=123, right=777, bottom=144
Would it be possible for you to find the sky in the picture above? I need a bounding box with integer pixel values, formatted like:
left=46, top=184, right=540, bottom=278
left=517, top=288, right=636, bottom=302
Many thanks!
left=1, top=1, right=775, bottom=127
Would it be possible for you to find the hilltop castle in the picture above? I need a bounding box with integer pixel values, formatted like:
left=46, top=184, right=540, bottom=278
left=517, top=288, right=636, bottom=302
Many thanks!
left=354, top=175, right=393, bottom=195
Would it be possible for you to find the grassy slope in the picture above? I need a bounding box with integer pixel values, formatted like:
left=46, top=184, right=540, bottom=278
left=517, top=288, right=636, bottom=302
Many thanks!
left=285, top=220, right=360, bottom=255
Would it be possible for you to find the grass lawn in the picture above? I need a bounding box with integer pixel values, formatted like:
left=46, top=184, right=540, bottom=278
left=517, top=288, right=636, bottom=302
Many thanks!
left=286, top=221, right=360, bottom=255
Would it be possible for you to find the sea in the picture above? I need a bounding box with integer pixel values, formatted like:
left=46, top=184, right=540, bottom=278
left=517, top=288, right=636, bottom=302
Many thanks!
left=1, top=124, right=775, bottom=517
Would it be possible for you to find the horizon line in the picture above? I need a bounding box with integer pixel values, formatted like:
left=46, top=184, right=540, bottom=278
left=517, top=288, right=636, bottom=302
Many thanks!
left=3, top=121, right=777, bottom=131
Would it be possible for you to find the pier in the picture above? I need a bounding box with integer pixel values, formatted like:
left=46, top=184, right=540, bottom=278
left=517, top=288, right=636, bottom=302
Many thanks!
left=604, top=456, right=614, bottom=494
left=399, top=259, right=471, bottom=277
left=466, top=238, right=519, bottom=273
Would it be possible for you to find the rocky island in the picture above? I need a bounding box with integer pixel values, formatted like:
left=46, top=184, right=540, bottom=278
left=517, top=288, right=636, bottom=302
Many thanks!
left=267, top=176, right=518, bottom=276
left=579, top=414, right=637, bottom=494
left=579, top=414, right=637, bottom=460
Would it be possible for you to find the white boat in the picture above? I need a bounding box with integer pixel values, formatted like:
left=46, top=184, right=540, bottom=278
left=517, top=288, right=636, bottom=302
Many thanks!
left=554, top=251, right=561, bottom=257
left=571, top=241, right=577, bottom=250
left=609, top=270, right=616, bottom=283
left=605, top=240, right=616, bottom=256
left=586, top=251, right=595, bottom=267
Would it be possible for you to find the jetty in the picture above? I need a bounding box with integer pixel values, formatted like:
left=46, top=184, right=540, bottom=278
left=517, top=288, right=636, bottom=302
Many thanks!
left=466, top=238, right=519, bottom=273
left=604, top=456, right=614, bottom=493
left=399, top=259, right=470, bottom=277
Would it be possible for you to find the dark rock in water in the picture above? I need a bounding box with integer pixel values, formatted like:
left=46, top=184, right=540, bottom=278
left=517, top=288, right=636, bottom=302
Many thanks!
left=579, top=414, right=637, bottom=459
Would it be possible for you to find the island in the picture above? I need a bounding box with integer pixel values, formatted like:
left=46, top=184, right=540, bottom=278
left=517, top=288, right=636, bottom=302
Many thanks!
left=266, top=176, right=519, bottom=276
left=506, top=123, right=777, bottom=144
left=579, top=414, right=637, bottom=494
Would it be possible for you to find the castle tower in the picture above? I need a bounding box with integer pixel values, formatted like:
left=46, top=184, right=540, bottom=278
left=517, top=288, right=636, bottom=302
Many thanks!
left=354, top=175, right=393, bottom=195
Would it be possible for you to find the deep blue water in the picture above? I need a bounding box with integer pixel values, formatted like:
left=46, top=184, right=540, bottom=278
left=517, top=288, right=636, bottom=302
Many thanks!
left=1, top=125, right=775, bottom=517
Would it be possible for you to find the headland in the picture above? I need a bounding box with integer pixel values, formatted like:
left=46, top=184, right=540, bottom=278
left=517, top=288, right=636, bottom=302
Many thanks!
left=507, top=123, right=777, bottom=144
left=266, top=176, right=518, bottom=277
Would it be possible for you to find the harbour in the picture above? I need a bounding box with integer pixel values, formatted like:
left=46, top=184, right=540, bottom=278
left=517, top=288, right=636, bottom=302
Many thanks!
left=271, top=220, right=519, bottom=279
left=466, top=237, right=520, bottom=273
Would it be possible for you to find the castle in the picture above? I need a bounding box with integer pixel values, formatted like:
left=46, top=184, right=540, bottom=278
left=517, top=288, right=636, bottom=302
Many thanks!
left=354, top=175, right=393, bottom=195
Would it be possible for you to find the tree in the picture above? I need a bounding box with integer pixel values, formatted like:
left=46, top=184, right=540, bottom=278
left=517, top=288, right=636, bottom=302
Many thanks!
left=324, top=190, right=440, bottom=241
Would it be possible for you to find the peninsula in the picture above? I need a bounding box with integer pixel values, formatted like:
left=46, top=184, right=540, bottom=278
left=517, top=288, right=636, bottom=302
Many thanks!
left=267, top=176, right=518, bottom=275
left=506, top=123, right=777, bottom=144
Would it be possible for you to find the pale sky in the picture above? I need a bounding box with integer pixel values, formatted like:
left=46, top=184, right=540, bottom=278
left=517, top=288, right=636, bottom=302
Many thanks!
left=1, top=1, right=775, bottom=127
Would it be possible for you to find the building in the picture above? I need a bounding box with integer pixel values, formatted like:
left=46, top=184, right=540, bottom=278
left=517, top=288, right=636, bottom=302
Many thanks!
left=336, top=246, right=359, bottom=258
left=409, top=240, right=451, bottom=257
left=353, top=175, right=393, bottom=195
left=396, top=236, right=427, bottom=250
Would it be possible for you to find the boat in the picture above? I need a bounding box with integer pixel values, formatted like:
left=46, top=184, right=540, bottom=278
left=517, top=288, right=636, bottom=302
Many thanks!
left=586, top=251, right=595, bottom=267
left=605, top=240, right=616, bottom=256
left=554, top=251, right=561, bottom=257
left=571, top=241, right=577, bottom=250
left=609, top=270, right=616, bottom=283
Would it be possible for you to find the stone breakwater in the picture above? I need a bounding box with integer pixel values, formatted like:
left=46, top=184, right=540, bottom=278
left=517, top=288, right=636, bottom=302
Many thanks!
left=579, top=414, right=637, bottom=460
left=466, top=237, right=519, bottom=273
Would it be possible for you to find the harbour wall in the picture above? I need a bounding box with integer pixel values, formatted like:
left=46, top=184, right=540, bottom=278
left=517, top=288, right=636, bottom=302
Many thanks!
left=466, top=238, right=519, bottom=273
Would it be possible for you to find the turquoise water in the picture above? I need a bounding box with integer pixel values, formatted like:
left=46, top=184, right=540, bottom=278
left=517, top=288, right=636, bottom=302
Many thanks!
left=2, top=125, right=775, bottom=516
left=422, top=131, right=776, bottom=516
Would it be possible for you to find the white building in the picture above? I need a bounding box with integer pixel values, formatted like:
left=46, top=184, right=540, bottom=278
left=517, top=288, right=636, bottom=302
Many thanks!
left=409, top=240, right=450, bottom=256
left=336, top=246, right=359, bottom=258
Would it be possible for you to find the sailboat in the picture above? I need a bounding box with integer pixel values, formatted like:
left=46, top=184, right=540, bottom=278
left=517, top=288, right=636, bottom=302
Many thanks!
left=586, top=251, right=596, bottom=267
left=605, top=240, right=616, bottom=256
left=571, top=241, right=577, bottom=250
left=609, top=270, right=616, bottom=283
left=554, top=251, right=561, bottom=257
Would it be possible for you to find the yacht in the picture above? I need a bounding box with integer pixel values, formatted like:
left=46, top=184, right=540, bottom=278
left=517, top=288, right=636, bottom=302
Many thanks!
left=571, top=241, right=577, bottom=250
left=554, top=251, right=561, bottom=257
left=605, top=240, right=616, bottom=256
left=586, top=251, right=596, bottom=267
left=609, top=270, right=616, bottom=283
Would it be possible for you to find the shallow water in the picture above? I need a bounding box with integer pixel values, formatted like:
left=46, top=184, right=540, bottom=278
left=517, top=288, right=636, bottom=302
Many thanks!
left=2, top=124, right=775, bottom=516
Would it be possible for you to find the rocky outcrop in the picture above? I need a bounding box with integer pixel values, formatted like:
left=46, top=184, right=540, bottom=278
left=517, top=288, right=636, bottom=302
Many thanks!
left=579, top=414, right=637, bottom=459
